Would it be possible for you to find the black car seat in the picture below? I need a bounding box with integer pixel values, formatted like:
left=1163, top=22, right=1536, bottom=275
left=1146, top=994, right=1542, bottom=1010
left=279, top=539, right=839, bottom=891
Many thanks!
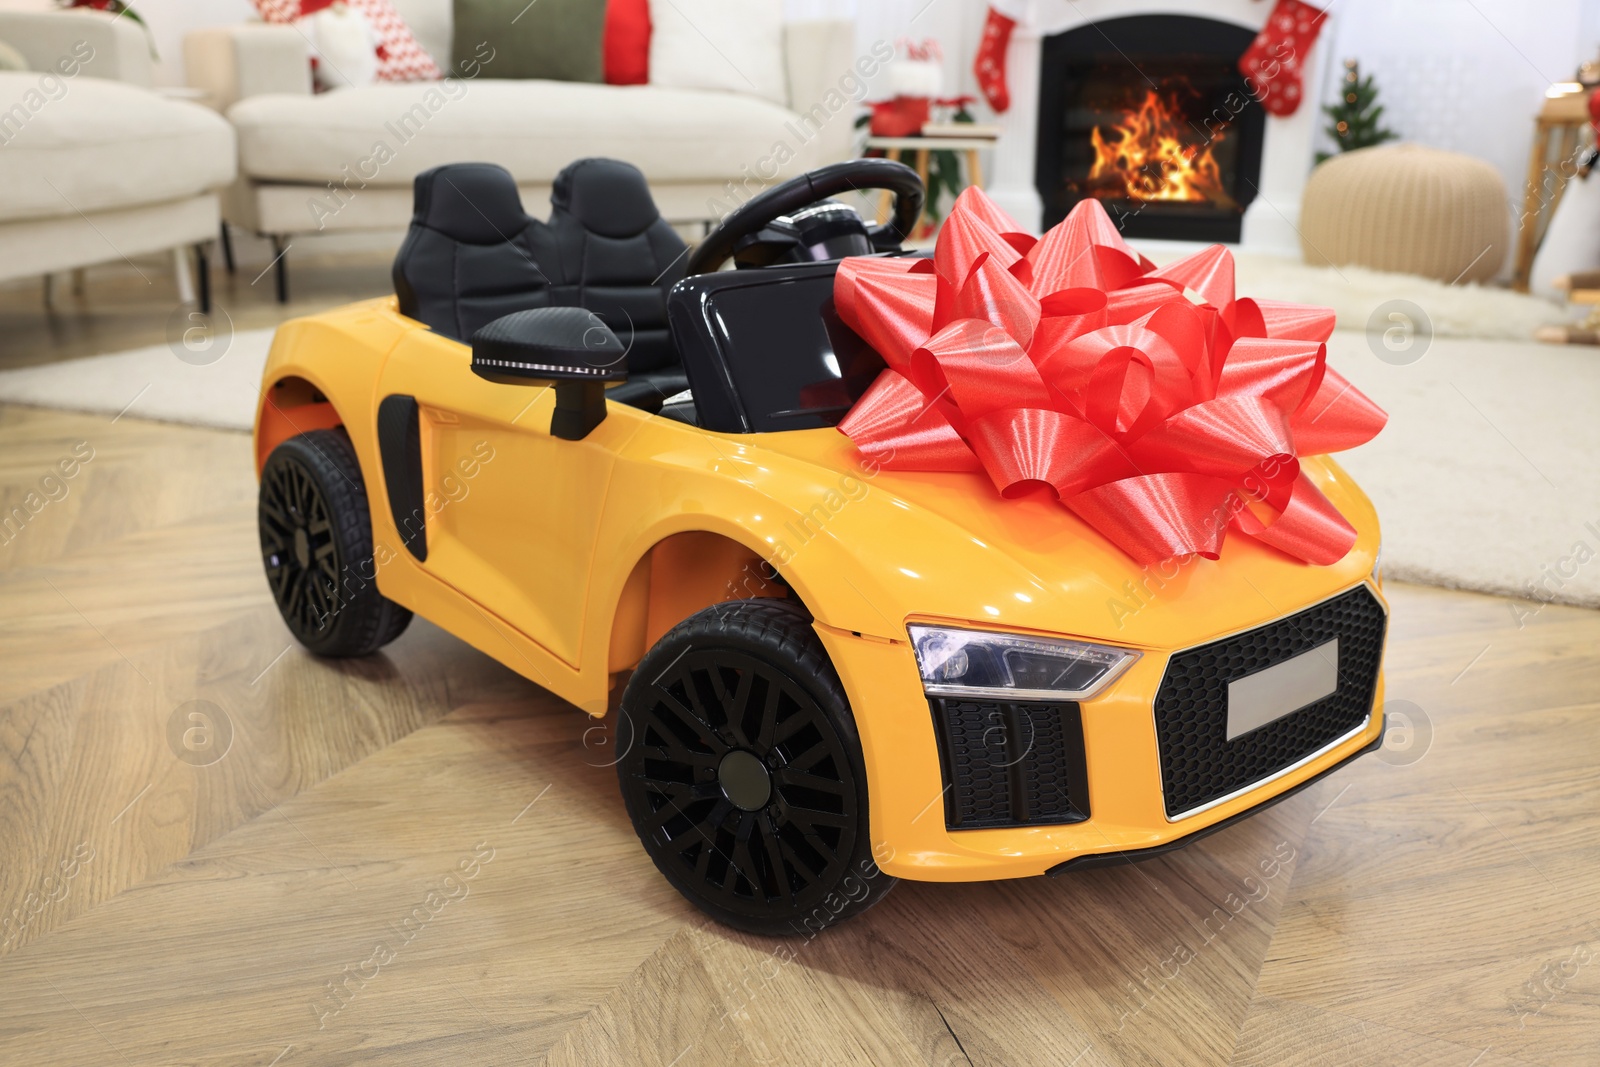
left=393, top=159, right=691, bottom=413
left=544, top=158, right=691, bottom=408
left=393, top=163, right=555, bottom=341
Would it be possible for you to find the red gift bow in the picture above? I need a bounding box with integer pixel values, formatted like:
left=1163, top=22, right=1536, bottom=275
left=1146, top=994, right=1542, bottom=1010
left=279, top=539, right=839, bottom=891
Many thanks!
left=835, top=188, right=1387, bottom=565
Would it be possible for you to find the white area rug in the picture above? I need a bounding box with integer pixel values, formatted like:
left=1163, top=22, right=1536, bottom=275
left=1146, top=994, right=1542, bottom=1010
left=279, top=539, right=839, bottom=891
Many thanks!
left=1223, top=252, right=1568, bottom=341
left=0, top=277, right=1593, bottom=610
left=1327, top=332, right=1600, bottom=610
left=0, top=329, right=276, bottom=432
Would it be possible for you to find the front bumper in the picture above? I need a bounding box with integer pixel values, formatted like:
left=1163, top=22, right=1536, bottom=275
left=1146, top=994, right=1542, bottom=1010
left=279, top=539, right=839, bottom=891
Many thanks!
left=1045, top=728, right=1383, bottom=875
left=815, top=579, right=1388, bottom=882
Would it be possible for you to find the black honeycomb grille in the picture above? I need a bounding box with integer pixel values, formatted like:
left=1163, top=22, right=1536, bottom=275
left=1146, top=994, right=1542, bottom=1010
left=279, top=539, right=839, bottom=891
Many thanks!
left=929, top=699, right=1090, bottom=830
left=1153, top=584, right=1387, bottom=819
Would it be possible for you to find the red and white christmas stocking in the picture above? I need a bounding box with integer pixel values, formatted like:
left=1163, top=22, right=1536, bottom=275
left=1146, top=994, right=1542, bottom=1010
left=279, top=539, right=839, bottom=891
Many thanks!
left=973, top=7, right=1016, bottom=113
left=1238, top=0, right=1327, bottom=116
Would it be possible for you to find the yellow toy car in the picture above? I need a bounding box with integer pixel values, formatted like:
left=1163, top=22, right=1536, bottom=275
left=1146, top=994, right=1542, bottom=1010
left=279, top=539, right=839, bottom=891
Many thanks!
left=254, top=157, right=1387, bottom=935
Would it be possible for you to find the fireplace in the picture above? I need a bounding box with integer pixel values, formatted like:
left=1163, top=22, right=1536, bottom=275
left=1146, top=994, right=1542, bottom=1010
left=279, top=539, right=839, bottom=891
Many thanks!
left=985, top=0, right=1333, bottom=255
left=1036, top=15, right=1266, bottom=242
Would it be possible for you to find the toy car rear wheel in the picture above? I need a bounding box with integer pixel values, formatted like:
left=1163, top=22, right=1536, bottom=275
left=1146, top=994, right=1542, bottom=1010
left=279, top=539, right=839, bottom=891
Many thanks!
left=258, top=429, right=412, bottom=657
left=615, top=597, right=895, bottom=935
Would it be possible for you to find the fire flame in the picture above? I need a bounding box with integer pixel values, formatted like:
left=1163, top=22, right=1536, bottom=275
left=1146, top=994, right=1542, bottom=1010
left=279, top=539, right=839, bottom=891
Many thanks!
left=1088, top=89, right=1234, bottom=208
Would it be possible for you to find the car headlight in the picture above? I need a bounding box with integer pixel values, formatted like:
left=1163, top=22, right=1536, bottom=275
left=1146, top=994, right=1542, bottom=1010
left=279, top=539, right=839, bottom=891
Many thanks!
left=907, top=624, right=1140, bottom=701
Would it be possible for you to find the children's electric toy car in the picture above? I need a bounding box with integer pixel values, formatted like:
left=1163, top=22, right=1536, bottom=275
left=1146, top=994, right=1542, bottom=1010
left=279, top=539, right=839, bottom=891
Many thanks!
left=254, top=157, right=1387, bottom=935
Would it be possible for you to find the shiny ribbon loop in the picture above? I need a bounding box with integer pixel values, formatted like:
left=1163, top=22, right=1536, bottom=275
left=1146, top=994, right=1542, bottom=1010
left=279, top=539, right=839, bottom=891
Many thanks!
left=835, top=187, right=1387, bottom=565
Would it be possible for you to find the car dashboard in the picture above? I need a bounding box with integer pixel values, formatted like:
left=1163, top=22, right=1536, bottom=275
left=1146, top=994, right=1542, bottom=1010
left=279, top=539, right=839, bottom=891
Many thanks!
left=663, top=259, right=897, bottom=434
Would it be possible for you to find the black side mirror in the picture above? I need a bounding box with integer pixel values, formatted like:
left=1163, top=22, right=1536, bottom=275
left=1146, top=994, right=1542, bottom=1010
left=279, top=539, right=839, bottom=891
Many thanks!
left=471, top=307, right=627, bottom=440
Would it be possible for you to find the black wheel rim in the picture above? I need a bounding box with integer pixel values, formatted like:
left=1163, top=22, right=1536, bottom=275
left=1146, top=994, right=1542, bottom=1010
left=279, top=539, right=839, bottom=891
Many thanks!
left=625, top=648, right=859, bottom=918
left=260, top=456, right=341, bottom=641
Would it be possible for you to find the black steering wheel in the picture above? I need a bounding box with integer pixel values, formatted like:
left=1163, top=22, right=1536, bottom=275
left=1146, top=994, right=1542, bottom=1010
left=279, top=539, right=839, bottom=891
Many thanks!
left=685, top=158, right=924, bottom=276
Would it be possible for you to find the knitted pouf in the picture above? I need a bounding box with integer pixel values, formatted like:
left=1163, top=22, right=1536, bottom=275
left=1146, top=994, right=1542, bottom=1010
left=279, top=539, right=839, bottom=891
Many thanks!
left=1299, top=144, right=1509, bottom=283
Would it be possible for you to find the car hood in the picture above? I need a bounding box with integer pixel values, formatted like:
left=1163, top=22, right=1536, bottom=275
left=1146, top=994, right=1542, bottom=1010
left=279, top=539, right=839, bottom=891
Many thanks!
left=743, top=427, right=1381, bottom=650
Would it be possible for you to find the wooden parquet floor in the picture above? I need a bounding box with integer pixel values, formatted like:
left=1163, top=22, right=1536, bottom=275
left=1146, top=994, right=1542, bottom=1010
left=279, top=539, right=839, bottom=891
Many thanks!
left=0, top=402, right=1596, bottom=1066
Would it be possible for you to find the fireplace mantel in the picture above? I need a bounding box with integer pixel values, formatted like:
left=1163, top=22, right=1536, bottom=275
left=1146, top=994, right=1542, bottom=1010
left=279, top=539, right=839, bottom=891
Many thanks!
left=988, top=0, right=1335, bottom=254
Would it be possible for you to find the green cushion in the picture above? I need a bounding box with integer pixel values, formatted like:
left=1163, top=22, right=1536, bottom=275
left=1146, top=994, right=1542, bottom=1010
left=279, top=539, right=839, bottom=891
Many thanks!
left=452, top=0, right=606, bottom=83
left=0, top=39, right=29, bottom=73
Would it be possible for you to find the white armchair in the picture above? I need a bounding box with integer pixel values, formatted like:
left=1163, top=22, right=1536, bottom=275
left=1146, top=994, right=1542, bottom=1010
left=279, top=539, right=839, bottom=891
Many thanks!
left=0, top=8, right=236, bottom=310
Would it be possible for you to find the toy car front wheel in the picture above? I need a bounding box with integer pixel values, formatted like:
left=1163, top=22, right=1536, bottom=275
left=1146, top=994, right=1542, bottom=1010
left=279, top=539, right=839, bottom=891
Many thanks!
left=258, top=429, right=412, bottom=657
left=615, top=598, right=895, bottom=935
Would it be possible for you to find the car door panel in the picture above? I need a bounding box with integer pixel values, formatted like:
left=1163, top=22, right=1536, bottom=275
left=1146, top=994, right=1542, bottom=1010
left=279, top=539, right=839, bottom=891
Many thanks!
left=376, top=329, right=614, bottom=667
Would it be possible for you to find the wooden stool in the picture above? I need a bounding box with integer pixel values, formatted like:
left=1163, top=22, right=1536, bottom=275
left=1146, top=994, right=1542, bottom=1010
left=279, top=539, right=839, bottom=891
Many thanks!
left=1513, top=84, right=1594, bottom=292
left=864, top=132, right=998, bottom=227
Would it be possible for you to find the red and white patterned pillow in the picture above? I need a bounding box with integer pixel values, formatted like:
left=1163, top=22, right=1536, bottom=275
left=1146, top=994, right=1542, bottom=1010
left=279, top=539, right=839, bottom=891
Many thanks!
left=253, top=0, right=441, bottom=82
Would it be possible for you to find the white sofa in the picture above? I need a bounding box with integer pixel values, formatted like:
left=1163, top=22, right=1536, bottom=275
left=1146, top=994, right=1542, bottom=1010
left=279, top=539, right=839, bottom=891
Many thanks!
left=0, top=9, right=235, bottom=310
left=184, top=1, right=858, bottom=300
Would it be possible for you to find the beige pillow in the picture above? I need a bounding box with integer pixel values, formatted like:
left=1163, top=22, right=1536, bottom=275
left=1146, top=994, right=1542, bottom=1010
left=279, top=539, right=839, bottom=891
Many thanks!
left=648, top=0, right=786, bottom=106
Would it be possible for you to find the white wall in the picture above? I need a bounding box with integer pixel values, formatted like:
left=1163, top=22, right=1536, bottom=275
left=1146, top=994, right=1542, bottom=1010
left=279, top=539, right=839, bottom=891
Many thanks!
left=788, top=0, right=987, bottom=102
left=1315, top=0, right=1596, bottom=228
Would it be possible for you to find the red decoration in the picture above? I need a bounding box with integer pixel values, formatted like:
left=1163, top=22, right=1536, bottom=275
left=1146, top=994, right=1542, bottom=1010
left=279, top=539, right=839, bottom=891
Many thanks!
left=870, top=96, right=932, bottom=137
left=835, top=188, right=1387, bottom=566
left=973, top=7, right=1015, bottom=113
left=1589, top=86, right=1600, bottom=135
left=604, top=0, right=651, bottom=86
left=1238, top=0, right=1327, bottom=116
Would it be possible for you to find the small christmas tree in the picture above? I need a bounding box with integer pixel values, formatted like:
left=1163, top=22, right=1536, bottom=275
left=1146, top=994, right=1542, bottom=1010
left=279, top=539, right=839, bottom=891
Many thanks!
left=1317, top=60, right=1397, bottom=163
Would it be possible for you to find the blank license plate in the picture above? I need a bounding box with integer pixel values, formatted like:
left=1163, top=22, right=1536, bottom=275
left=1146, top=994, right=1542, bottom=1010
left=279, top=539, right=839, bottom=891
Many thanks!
left=1226, top=639, right=1339, bottom=740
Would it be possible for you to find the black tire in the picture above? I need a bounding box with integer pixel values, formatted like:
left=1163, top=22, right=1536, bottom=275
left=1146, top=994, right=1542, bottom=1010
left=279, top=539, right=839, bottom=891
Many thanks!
left=615, top=598, right=895, bottom=935
left=258, top=429, right=412, bottom=657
